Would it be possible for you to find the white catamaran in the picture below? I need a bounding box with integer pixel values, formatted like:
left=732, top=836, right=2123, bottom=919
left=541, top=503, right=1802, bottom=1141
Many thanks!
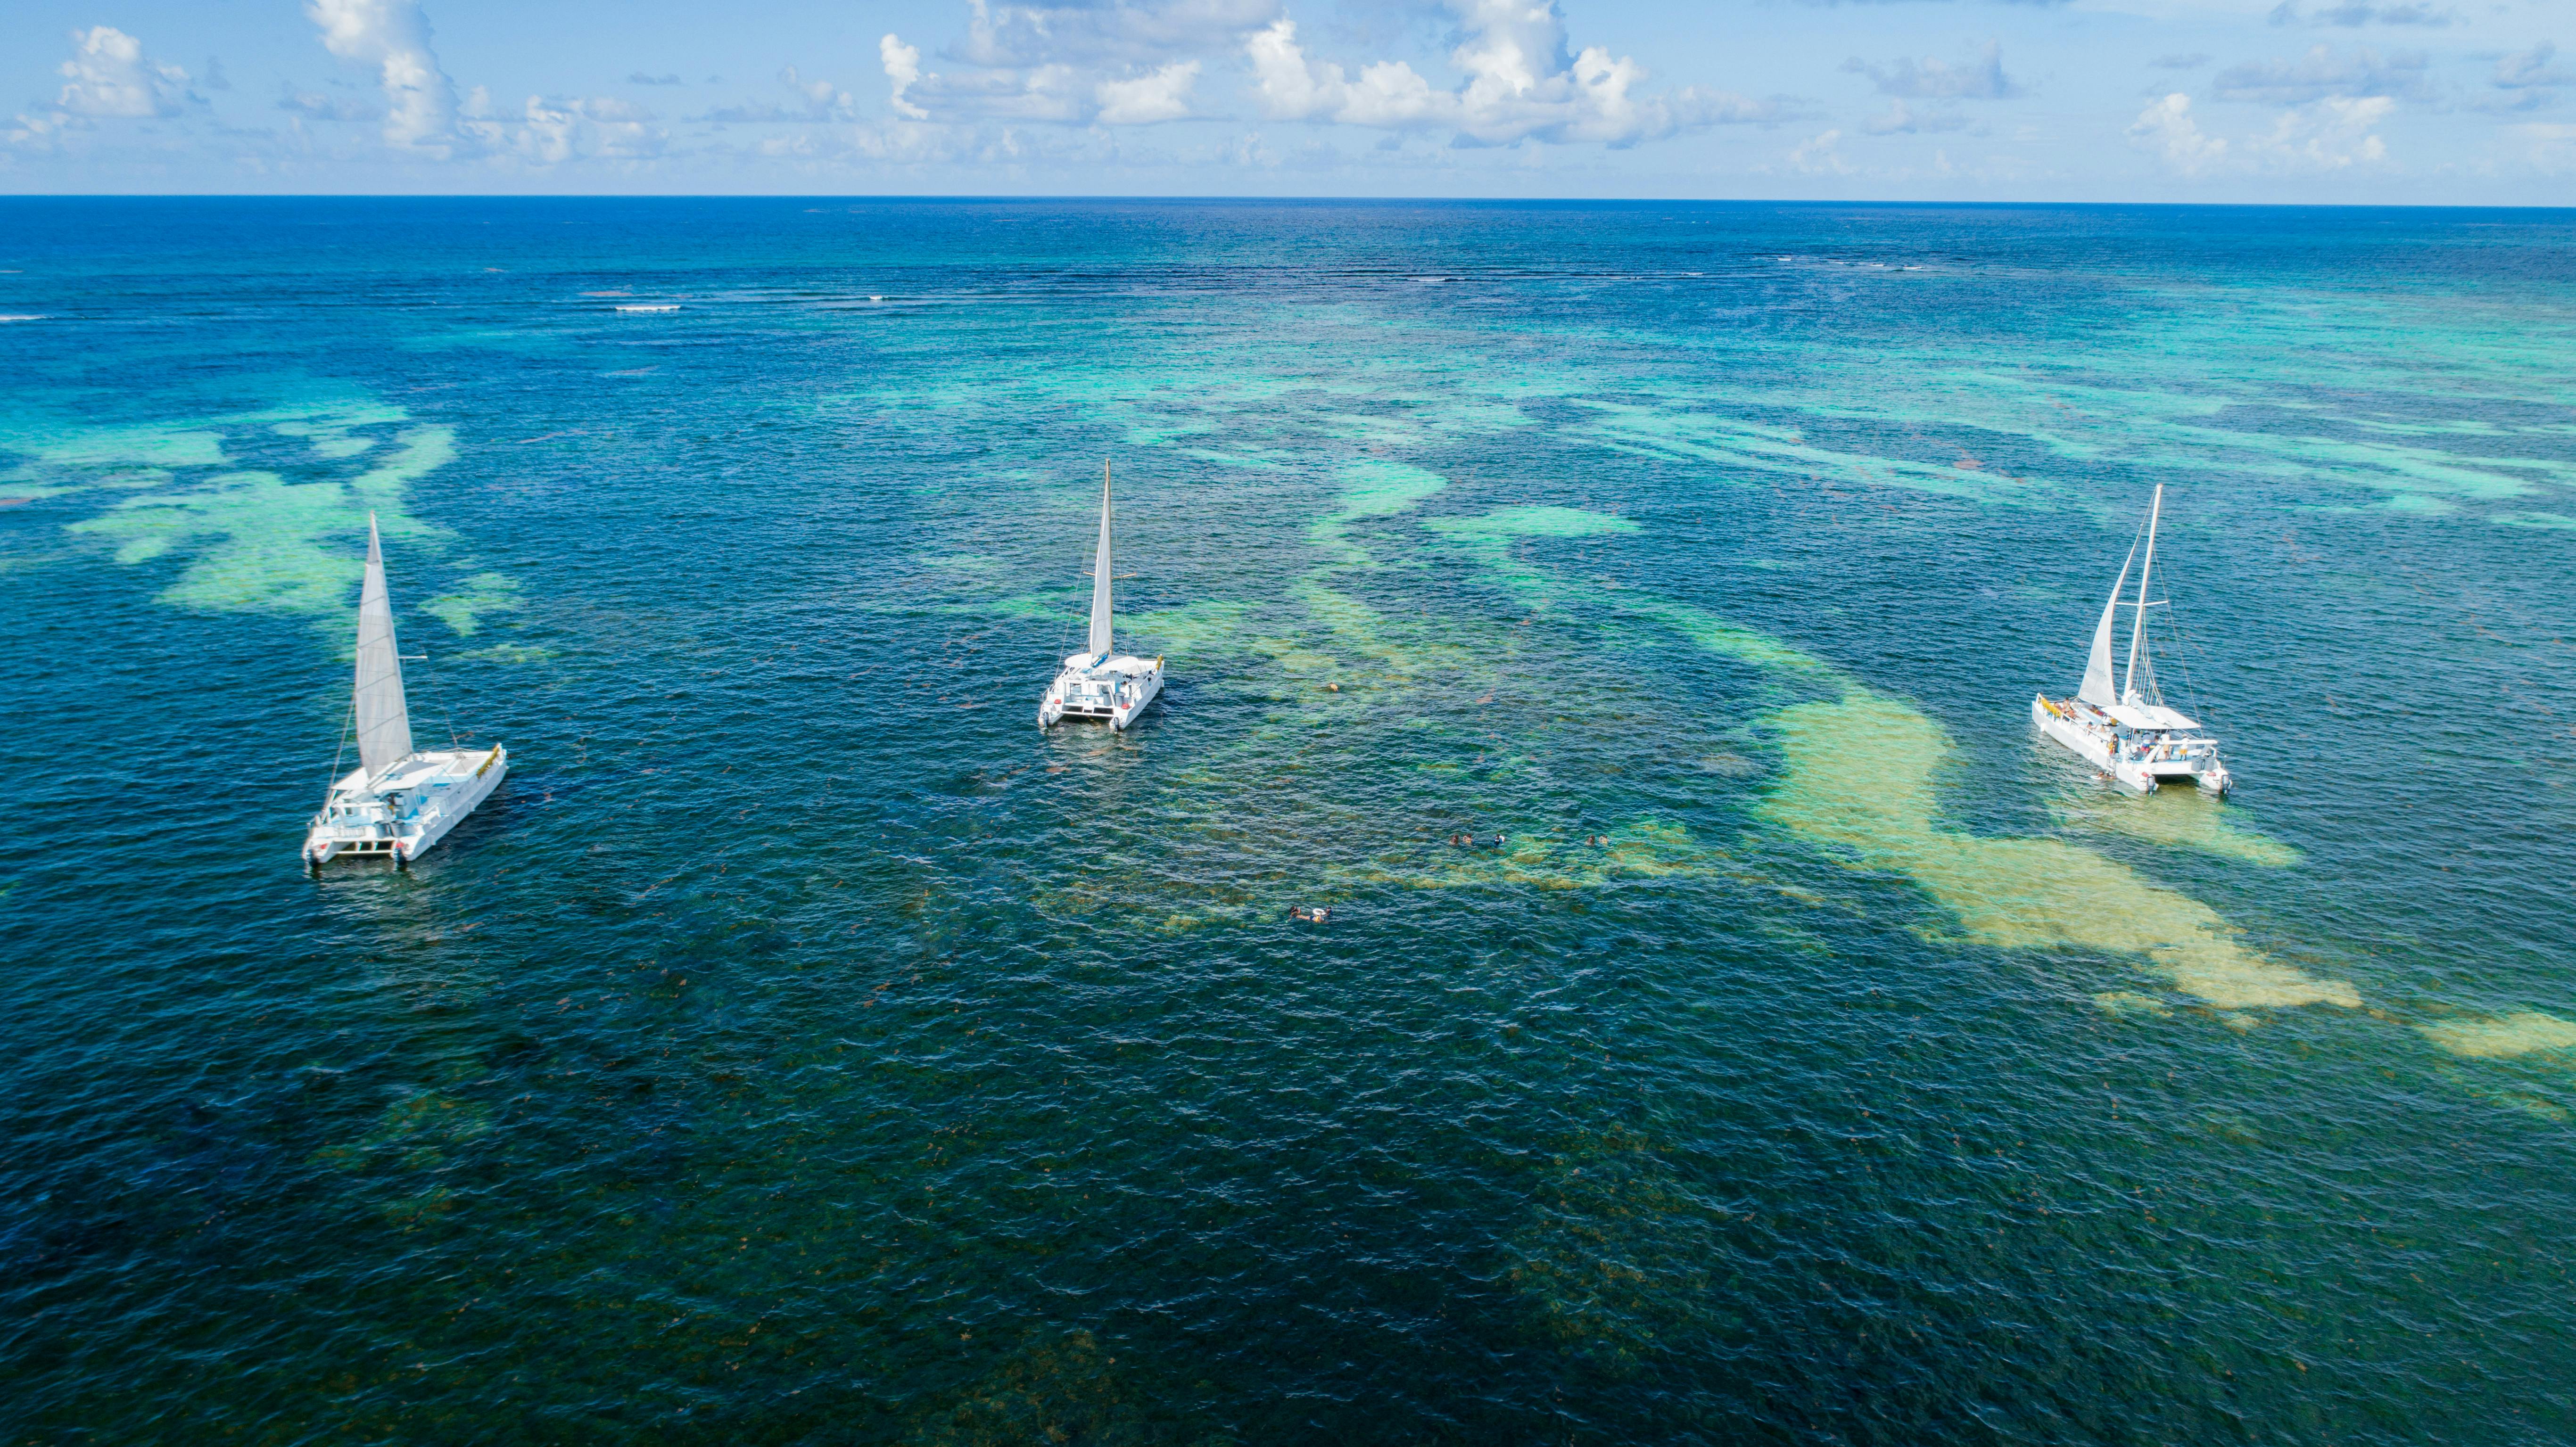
left=303, top=515, right=508, bottom=867
left=1039, top=462, right=1164, bottom=731
left=2031, top=484, right=2233, bottom=796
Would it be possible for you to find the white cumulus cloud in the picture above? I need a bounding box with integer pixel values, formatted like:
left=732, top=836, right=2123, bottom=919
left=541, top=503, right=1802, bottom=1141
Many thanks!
left=885, top=57, right=1089, bottom=123
left=879, top=4, right=1216, bottom=130
left=1246, top=6, right=1776, bottom=148
left=882, top=35, right=928, bottom=119
left=1096, top=61, right=1201, bottom=124
left=292, top=0, right=670, bottom=166
left=305, top=0, right=465, bottom=154
left=7, top=25, right=198, bottom=145
left=54, top=26, right=195, bottom=119
left=2254, top=93, right=2392, bottom=169
left=1788, top=127, right=1849, bottom=174
left=495, top=94, right=667, bottom=164
left=2130, top=92, right=2228, bottom=175
left=875, top=0, right=1769, bottom=142
left=2130, top=89, right=2393, bottom=175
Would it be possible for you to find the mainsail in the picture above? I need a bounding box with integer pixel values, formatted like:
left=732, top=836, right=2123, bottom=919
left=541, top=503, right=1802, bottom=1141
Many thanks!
left=1086, top=462, right=1114, bottom=659
left=2077, top=541, right=2137, bottom=708
left=353, top=513, right=414, bottom=775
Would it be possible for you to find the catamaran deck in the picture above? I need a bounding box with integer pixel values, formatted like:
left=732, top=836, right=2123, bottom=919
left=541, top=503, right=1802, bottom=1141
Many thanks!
left=2034, top=695, right=2225, bottom=795
left=305, top=746, right=507, bottom=865
left=1042, top=653, right=1163, bottom=729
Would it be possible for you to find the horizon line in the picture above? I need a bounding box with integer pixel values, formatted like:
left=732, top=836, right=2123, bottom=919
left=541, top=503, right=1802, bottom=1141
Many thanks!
left=5, top=193, right=2576, bottom=213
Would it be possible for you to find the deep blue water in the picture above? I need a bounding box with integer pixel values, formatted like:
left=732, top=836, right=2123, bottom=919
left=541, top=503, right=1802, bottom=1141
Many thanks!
left=2, top=197, right=2574, bottom=1443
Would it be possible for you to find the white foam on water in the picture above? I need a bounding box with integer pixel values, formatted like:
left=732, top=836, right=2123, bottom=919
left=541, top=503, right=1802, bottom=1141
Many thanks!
left=614, top=304, right=679, bottom=313
left=0, top=314, right=45, bottom=322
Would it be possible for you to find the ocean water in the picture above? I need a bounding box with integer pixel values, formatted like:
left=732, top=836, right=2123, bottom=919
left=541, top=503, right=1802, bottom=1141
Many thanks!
left=2, top=197, right=2572, bottom=1443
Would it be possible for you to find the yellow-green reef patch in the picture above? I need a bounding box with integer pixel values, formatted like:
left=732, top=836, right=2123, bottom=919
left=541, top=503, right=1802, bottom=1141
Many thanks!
left=2418, top=1012, right=2576, bottom=1060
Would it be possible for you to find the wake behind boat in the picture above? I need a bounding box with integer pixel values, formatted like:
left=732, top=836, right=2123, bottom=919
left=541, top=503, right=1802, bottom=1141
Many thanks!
left=1040, top=461, right=1164, bottom=731
left=2031, top=484, right=2232, bottom=796
left=304, top=515, right=507, bottom=867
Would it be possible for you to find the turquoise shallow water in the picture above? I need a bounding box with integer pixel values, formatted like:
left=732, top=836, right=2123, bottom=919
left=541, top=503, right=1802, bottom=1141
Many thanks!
left=2, top=198, right=2574, bottom=1442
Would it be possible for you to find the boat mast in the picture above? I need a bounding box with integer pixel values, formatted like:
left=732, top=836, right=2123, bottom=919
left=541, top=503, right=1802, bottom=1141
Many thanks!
left=2122, top=484, right=2162, bottom=705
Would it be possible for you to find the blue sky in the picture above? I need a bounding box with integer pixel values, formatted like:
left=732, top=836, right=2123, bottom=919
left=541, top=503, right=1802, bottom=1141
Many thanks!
left=3, top=0, right=2568, bottom=200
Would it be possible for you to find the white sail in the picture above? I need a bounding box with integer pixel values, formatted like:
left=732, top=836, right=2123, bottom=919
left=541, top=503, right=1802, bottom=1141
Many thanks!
left=2077, top=540, right=2137, bottom=708
left=353, top=513, right=414, bottom=775
left=1086, top=462, right=1114, bottom=660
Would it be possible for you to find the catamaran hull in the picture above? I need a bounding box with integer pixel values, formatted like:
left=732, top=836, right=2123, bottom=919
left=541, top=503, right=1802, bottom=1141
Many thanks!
left=304, top=747, right=508, bottom=866
left=1040, top=669, right=1164, bottom=731
left=1039, top=656, right=1164, bottom=732
left=2032, top=696, right=2159, bottom=794
left=2031, top=697, right=2230, bottom=796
